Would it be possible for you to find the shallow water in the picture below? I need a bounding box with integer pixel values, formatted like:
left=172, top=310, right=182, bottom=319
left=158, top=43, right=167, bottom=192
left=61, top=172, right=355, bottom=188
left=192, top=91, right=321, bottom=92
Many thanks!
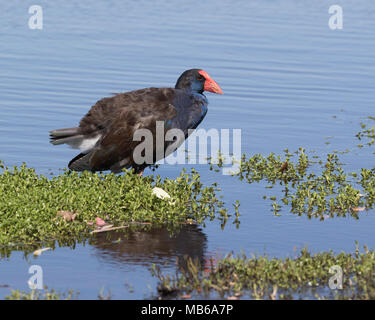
left=0, top=0, right=374, bottom=299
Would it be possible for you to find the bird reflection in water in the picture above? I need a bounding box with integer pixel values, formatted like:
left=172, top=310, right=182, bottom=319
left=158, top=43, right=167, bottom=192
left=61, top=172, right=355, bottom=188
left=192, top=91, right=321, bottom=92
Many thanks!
left=88, top=224, right=208, bottom=272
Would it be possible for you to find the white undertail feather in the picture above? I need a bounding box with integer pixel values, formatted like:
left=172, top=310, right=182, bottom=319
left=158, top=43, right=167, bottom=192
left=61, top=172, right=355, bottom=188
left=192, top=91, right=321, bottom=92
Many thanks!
left=72, top=135, right=101, bottom=153
left=50, top=127, right=102, bottom=154
left=54, top=135, right=101, bottom=153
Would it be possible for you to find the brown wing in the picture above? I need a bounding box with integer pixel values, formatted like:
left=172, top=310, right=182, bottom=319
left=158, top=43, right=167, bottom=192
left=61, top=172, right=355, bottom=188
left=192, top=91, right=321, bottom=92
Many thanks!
left=87, top=89, right=178, bottom=172
left=78, top=87, right=173, bottom=134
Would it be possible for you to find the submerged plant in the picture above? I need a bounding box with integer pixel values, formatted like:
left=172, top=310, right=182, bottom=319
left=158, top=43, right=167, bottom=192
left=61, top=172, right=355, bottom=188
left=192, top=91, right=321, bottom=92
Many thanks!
left=0, top=161, right=231, bottom=255
left=5, top=287, right=77, bottom=300
left=210, top=148, right=375, bottom=219
left=355, top=118, right=375, bottom=147
left=151, top=244, right=375, bottom=300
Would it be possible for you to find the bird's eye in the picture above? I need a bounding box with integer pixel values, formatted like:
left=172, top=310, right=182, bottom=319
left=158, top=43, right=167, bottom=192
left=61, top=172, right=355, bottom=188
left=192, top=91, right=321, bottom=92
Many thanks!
left=198, top=75, right=205, bottom=81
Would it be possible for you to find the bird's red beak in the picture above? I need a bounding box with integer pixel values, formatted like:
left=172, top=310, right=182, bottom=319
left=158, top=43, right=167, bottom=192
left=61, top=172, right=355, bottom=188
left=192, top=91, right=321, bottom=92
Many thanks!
left=198, top=70, right=223, bottom=94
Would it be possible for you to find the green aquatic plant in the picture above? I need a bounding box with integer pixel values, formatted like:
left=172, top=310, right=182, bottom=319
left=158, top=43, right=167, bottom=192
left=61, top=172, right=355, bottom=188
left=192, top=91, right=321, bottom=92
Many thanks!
left=210, top=148, right=375, bottom=219
left=5, top=287, right=77, bottom=300
left=0, top=161, right=229, bottom=255
left=151, top=244, right=375, bottom=300
left=7, top=245, right=375, bottom=300
left=355, top=118, right=375, bottom=147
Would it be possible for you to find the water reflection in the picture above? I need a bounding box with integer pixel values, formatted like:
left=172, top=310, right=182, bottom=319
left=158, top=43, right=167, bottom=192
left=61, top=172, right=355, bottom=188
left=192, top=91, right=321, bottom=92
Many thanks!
left=89, top=224, right=207, bottom=270
left=1, top=0, right=375, bottom=298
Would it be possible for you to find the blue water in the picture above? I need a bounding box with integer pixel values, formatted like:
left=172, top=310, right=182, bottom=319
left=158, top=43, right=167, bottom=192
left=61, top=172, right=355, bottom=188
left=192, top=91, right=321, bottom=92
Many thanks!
left=0, top=0, right=374, bottom=299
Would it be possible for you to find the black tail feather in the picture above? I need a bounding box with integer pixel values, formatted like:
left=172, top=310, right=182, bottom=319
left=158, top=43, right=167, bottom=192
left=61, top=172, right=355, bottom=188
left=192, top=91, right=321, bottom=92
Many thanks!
left=68, top=152, right=93, bottom=172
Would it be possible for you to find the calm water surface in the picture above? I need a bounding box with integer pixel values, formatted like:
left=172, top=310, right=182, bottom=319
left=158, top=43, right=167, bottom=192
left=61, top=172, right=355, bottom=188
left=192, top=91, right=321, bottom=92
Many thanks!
left=0, top=0, right=374, bottom=298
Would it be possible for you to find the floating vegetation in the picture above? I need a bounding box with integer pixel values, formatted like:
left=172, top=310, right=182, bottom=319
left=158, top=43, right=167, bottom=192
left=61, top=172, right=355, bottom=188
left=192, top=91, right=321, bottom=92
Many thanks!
left=5, top=287, right=77, bottom=300
left=210, top=148, right=375, bottom=219
left=7, top=245, right=375, bottom=300
left=0, top=161, right=230, bottom=255
left=152, top=244, right=375, bottom=300
left=355, top=117, right=375, bottom=147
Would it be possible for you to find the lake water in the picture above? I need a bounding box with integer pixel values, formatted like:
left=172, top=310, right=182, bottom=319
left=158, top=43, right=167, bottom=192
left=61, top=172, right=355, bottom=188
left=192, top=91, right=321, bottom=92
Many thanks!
left=0, top=0, right=374, bottom=299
